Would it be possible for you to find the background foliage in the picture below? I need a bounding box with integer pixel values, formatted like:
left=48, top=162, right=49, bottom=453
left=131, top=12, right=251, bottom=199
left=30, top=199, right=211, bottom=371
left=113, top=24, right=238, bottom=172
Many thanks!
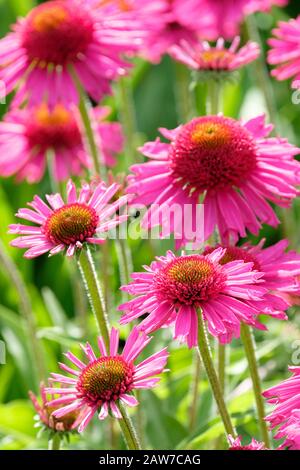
left=0, top=0, right=300, bottom=450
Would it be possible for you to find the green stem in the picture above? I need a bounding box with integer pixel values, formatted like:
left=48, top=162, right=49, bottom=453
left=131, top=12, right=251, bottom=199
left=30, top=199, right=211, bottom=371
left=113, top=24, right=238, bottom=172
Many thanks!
left=77, top=247, right=110, bottom=349
left=174, top=62, right=195, bottom=122
left=49, top=433, right=61, bottom=450
left=218, top=343, right=226, bottom=395
left=118, top=76, right=137, bottom=167
left=0, top=241, right=45, bottom=387
left=77, top=247, right=142, bottom=450
left=118, top=401, right=142, bottom=450
left=189, top=351, right=201, bottom=431
left=197, top=308, right=235, bottom=436
left=70, top=68, right=103, bottom=178
left=240, top=324, right=271, bottom=448
left=207, top=80, right=222, bottom=115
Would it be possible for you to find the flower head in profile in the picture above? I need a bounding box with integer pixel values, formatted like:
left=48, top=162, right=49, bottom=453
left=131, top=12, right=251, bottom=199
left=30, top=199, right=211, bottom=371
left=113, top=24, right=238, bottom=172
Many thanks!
left=170, top=37, right=259, bottom=79
left=45, top=327, right=168, bottom=432
left=9, top=179, right=130, bottom=258
left=263, top=367, right=300, bottom=450
left=228, top=435, right=267, bottom=450
left=0, top=105, right=123, bottom=183
left=128, top=115, right=300, bottom=247
left=268, top=16, right=300, bottom=90
left=118, top=248, right=276, bottom=347
left=29, top=382, right=81, bottom=433
left=203, top=239, right=300, bottom=312
left=0, top=0, right=142, bottom=107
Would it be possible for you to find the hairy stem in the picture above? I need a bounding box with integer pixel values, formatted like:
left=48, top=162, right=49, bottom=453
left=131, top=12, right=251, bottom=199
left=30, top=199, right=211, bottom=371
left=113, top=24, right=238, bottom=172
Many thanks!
left=77, top=247, right=110, bottom=349
left=189, top=351, right=201, bottom=431
left=197, top=308, right=235, bottom=436
left=240, top=324, right=271, bottom=448
left=118, top=401, right=142, bottom=450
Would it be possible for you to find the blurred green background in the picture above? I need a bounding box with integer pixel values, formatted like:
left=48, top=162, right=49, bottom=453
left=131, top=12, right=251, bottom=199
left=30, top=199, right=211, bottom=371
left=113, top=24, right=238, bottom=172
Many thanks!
left=0, top=0, right=300, bottom=450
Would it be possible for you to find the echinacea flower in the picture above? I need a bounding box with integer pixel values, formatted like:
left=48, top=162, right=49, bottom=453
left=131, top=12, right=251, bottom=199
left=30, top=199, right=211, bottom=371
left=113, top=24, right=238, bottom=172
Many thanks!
left=0, top=0, right=142, bottom=107
left=128, top=115, right=300, bottom=247
left=228, top=435, right=267, bottom=450
left=203, top=239, right=300, bottom=310
left=139, top=0, right=212, bottom=63
left=170, top=37, right=259, bottom=77
left=29, top=382, right=81, bottom=432
left=199, top=0, right=288, bottom=40
left=45, top=327, right=168, bottom=432
left=0, top=105, right=123, bottom=183
left=9, top=179, right=130, bottom=258
left=118, top=248, right=276, bottom=347
left=274, top=411, right=300, bottom=450
left=268, top=16, right=300, bottom=90
left=263, top=367, right=300, bottom=450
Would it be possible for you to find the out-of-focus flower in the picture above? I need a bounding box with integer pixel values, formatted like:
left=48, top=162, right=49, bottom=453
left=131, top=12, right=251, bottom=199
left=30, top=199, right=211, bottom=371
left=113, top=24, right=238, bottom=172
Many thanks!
left=198, top=0, right=288, bottom=40
left=170, top=37, right=259, bottom=76
left=29, top=382, right=81, bottom=432
left=0, top=105, right=123, bottom=183
left=127, top=115, right=300, bottom=247
left=0, top=0, right=143, bottom=106
left=228, top=435, right=267, bottom=450
left=9, top=179, right=131, bottom=257
left=118, top=248, right=282, bottom=347
left=263, top=367, right=300, bottom=450
left=139, top=0, right=211, bottom=63
left=45, top=327, right=168, bottom=432
left=268, top=16, right=300, bottom=90
left=203, top=239, right=300, bottom=311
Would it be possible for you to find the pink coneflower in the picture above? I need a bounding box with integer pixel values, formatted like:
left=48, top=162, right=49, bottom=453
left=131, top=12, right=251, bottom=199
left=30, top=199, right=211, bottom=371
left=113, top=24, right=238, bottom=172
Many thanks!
left=268, top=16, right=300, bottom=90
left=199, top=0, right=288, bottom=40
left=29, top=382, right=81, bottom=432
left=203, top=239, right=300, bottom=308
left=118, top=248, right=278, bottom=347
left=274, top=411, right=300, bottom=450
left=45, top=327, right=168, bottom=432
left=127, top=115, right=300, bottom=247
left=9, top=179, right=130, bottom=258
left=0, top=105, right=123, bottom=183
left=263, top=367, right=300, bottom=450
left=228, top=435, right=266, bottom=450
left=0, top=0, right=142, bottom=107
left=139, top=0, right=212, bottom=63
left=170, top=37, right=259, bottom=74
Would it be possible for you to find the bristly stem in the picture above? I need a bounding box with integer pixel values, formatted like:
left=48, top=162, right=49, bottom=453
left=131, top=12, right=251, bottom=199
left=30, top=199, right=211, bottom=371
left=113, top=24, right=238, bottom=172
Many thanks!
left=197, top=308, right=236, bottom=437
left=118, top=401, right=142, bottom=450
left=0, top=240, right=45, bottom=388
left=240, top=324, right=271, bottom=448
left=189, top=351, right=201, bottom=431
left=70, top=68, right=104, bottom=178
left=49, top=433, right=61, bottom=450
left=218, top=343, right=226, bottom=395
left=77, top=246, right=110, bottom=349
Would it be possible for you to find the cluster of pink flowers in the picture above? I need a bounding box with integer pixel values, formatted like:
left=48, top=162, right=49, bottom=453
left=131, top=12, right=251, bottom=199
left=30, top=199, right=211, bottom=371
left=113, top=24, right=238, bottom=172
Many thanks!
left=263, top=367, right=300, bottom=450
left=1, top=0, right=299, bottom=450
